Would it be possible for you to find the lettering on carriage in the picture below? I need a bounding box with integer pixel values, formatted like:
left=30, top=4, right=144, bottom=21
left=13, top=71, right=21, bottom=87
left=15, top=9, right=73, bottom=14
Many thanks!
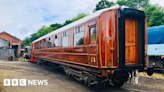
left=91, top=57, right=96, bottom=63
left=75, top=49, right=83, bottom=52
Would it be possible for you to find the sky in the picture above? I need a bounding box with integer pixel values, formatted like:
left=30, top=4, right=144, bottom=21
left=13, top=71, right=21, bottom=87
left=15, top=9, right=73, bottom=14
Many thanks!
left=0, top=0, right=164, bottom=40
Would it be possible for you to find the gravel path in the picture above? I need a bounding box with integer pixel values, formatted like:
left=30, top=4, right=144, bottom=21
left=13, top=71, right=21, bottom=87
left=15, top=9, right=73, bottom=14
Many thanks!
left=0, top=61, right=163, bottom=92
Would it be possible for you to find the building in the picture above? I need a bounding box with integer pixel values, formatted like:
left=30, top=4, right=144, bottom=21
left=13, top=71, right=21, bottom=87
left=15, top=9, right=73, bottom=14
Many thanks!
left=0, top=31, right=21, bottom=59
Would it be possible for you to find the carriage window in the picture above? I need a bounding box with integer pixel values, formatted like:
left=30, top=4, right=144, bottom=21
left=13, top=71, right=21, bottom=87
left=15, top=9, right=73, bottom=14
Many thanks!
left=35, top=43, right=37, bottom=49
left=90, top=26, right=96, bottom=42
left=44, top=39, right=46, bottom=48
left=34, top=43, right=36, bottom=50
left=54, top=35, right=58, bottom=47
left=74, top=28, right=77, bottom=34
left=80, top=26, right=84, bottom=32
left=62, top=31, right=69, bottom=47
left=37, top=42, right=39, bottom=49
left=48, top=38, right=51, bottom=48
left=40, top=41, right=42, bottom=49
left=74, top=26, right=84, bottom=46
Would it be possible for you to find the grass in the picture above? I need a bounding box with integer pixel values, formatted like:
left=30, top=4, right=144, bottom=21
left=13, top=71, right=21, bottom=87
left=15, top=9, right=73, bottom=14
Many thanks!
left=0, top=74, right=9, bottom=92
left=18, top=57, right=28, bottom=61
left=139, top=72, right=164, bottom=80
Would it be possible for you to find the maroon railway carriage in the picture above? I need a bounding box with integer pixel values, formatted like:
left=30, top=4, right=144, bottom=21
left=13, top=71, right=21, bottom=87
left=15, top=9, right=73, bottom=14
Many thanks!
left=31, top=5, right=153, bottom=87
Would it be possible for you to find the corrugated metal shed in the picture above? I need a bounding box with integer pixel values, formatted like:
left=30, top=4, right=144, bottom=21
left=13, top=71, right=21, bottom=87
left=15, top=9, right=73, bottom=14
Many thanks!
left=0, top=48, right=14, bottom=59
left=0, top=38, right=10, bottom=48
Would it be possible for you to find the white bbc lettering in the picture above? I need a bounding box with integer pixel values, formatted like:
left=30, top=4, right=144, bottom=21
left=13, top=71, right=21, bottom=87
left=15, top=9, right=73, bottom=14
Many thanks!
left=3, top=79, right=10, bottom=86
left=38, top=80, right=44, bottom=85
left=12, top=79, right=18, bottom=86
left=4, top=79, right=48, bottom=86
left=19, top=79, right=26, bottom=86
left=44, top=80, right=48, bottom=85
left=33, top=80, right=37, bottom=85
left=28, top=80, right=33, bottom=85
left=28, top=80, right=48, bottom=85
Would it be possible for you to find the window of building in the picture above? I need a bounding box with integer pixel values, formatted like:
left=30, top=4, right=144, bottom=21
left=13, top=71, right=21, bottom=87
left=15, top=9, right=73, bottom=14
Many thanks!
left=90, top=26, right=96, bottom=42
left=40, top=41, right=42, bottom=49
left=54, top=35, right=58, bottom=47
left=74, top=26, right=84, bottom=46
left=44, top=39, right=46, bottom=48
left=62, top=31, right=69, bottom=47
left=48, top=37, right=51, bottom=48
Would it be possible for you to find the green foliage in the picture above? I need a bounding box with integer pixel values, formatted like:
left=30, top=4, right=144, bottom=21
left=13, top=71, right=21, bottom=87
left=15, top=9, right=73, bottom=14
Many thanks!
left=21, top=37, right=31, bottom=48
left=50, top=23, right=62, bottom=30
left=21, top=13, right=88, bottom=48
left=143, top=4, right=164, bottom=27
left=93, top=0, right=115, bottom=12
left=72, top=13, right=88, bottom=22
left=117, top=0, right=150, bottom=9
left=63, top=20, right=72, bottom=26
left=116, top=0, right=127, bottom=6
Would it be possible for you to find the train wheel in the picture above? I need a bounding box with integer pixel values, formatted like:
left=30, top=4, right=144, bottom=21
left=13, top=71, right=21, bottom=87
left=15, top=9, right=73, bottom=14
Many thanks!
left=112, top=81, right=124, bottom=87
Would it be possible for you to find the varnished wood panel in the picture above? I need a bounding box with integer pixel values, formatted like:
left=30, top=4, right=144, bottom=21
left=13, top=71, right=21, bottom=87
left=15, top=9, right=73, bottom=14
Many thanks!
left=106, top=11, right=112, bottom=67
left=33, top=45, right=91, bottom=66
left=88, top=44, right=98, bottom=67
left=99, top=10, right=118, bottom=68
left=125, top=17, right=138, bottom=65
left=100, top=13, right=106, bottom=67
left=112, top=10, right=118, bottom=67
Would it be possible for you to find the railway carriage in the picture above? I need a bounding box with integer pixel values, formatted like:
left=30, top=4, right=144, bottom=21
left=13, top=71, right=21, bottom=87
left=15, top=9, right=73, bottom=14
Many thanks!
left=148, top=25, right=164, bottom=69
left=30, top=5, right=153, bottom=87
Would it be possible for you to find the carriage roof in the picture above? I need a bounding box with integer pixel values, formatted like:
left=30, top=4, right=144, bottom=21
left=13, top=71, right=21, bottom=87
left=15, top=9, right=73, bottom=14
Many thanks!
left=32, top=5, right=128, bottom=44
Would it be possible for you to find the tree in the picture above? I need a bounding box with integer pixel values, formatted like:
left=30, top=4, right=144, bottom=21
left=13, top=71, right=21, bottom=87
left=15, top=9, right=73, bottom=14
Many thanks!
left=116, top=0, right=127, bottom=6
left=63, top=20, right=72, bottom=26
left=93, top=0, right=115, bottom=12
left=21, top=37, right=31, bottom=48
left=50, top=23, right=62, bottom=30
left=117, top=0, right=150, bottom=9
left=144, top=4, right=164, bottom=27
left=72, top=13, right=88, bottom=22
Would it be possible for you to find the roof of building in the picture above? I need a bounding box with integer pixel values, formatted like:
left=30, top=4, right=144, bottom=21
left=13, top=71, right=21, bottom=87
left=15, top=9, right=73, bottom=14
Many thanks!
left=32, top=4, right=129, bottom=43
left=148, top=25, right=164, bottom=44
left=0, top=31, right=21, bottom=41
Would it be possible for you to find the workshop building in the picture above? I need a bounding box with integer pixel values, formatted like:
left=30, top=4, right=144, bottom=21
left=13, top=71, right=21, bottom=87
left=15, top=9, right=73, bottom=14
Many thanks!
left=0, top=31, right=21, bottom=59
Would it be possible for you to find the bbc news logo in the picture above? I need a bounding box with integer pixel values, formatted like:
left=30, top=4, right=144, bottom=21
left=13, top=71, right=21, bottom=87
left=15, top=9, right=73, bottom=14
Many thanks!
left=3, top=79, right=48, bottom=86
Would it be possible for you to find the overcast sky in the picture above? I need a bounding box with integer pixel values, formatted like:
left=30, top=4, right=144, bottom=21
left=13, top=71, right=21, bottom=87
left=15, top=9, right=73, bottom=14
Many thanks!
left=0, top=0, right=163, bottom=40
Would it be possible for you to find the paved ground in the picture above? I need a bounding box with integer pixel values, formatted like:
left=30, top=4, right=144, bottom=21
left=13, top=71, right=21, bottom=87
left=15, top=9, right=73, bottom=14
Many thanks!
left=0, top=61, right=164, bottom=92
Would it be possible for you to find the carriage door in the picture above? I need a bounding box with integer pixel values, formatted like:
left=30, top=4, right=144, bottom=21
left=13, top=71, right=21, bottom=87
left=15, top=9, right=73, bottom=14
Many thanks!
left=88, top=23, right=98, bottom=68
left=125, top=17, right=138, bottom=65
